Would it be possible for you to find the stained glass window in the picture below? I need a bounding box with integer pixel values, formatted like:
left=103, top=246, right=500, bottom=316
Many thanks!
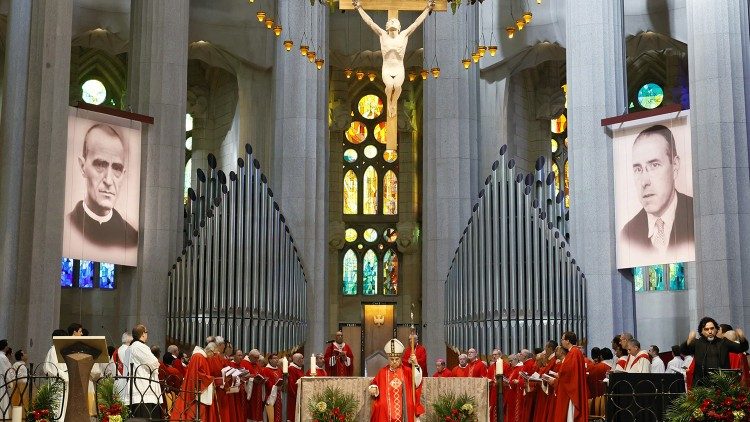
left=364, top=145, right=378, bottom=159
left=345, top=228, right=358, bottom=242
left=364, top=228, right=378, bottom=242
left=358, top=95, right=384, bottom=119
left=363, top=166, right=378, bottom=214
left=551, top=139, right=558, bottom=153
left=382, top=249, right=398, bottom=295
left=383, top=170, right=398, bottom=215
left=669, top=263, right=685, bottom=290
left=343, top=250, right=358, bottom=295
left=184, top=159, right=192, bottom=203
left=344, top=149, right=358, bottom=163
left=82, top=79, right=106, bottom=105
left=374, top=122, right=387, bottom=144
left=551, top=114, right=567, bottom=134
left=186, top=113, right=194, bottom=132
left=383, top=150, right=397, bottom=163
left=363, top=250, right=377, bottom=295
left=99, top=263, right=115, bottom=289
left=637, top=83, right=664, bottom=109
left=345, top=121, right=368, bottom=144
left=185, top=137, right=192, bottom=151
left=648, top=265, right=665, bottom=291
left=384, top=228, right=397, bottom=242
left=552, top=162, right=560, bottom=193
left=61, top=258, right=74, bottom=288
left=633, top=267, right=644, bottom=292
left=564, top=160, right=570, bottom=208
left=79, top=260, right=95, bottom=288
left=343, top=170, right=358, bottom=214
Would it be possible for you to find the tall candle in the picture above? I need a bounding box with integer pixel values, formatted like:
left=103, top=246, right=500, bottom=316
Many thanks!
left=310, top=354, right=317, bottom=376
left=282, top=356, right=289, bottom=374
left=496, top=359, right=503, bottom=376
left=11, top=406, right=22, bottom=422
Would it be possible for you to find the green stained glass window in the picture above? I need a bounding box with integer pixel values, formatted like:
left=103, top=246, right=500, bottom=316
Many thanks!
left=382, top=249, right=398, bottom=295
left=669, top=263, right=685, bottom=290
left=363, top=250, right=377, bottom=295
left=637, top=83, right=664, bottom=110
left=344, top=149, right=358, bottom=163
left=343, top=250, right=358, bottom=295
left=383, top=170, right=398, bottom=215
left=633, top=267, right=644, bottom=292
left=648, top=265, right=665, bottom=291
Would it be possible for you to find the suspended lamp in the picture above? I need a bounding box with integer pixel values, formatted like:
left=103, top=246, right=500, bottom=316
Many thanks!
left=273, top=25, right=282, bottom=37
left=300, top=44, right=309, bottom=56
left=471, top=51, right=481, bottom=63
left=283, top=40, right=293, bottom=51
left=247, top=0, right=254, bottom=3
left=488, top=45, right=498, bottom=56
left=462, top=58, right=471, bottom=69
left=307, top=51, right=316, bottom=62
left=536, top=0, right=541, bottom=3
left=367, top=71, right=377, bottom=81
left=431, top=67, right=440, bottom=78
left=256, top=10, right=266, bottom=22
left=315, top=58, right=325, bottom=70
left=408, top=71, right=417, bottom=81
left=478, top=45, right=486, bottom=57
left=506, top=26, right=516, bottom=38
left=523, top=11, right=533, bottom=23
left=420, top=69, right=429, bottom=80
left=515, top=18, right=525, bottom=30
left=265, top=18, right=274, bottom=29
left=356, top=69, right=365, bottom=80
left=344, top=68, right=353, bottom=79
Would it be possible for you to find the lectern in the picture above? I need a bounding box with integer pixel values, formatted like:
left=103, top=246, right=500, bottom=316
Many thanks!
left=52, top=336, right=108, bottom=422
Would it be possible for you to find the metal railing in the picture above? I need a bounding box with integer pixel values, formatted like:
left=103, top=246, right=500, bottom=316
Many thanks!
left=445, top=146, right=586, bottom=354
left=0, top=364, right=67, bottom=421
left=168, top=144, right=308, bottom=354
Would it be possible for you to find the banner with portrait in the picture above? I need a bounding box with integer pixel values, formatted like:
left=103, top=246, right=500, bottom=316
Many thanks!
left=613, top=111, right=694, bottom=269
left=62, top=107, right=142, bottom=266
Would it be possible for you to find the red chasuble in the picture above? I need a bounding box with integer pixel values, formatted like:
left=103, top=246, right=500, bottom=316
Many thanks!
left=169, top=349, right=217, bottom=422
left=261, top=364, right=284, bottom=422
left=287, top=364, right=305, bottom=422
left=172, top=358, right=187, bottom=377
left=469, top=359, right=488, bottom=378
left=402, top=345, right=428, bottom=370
left=554, top=347, right=589, bottom=422
left=532, top=358, right=558, bottom=422
left=452, top=365, right=470, bottom=377
left=370, top=364, right=423, bottom=422
left=486, top=361, right=510, bottom=422
left=504, top=364, right=524, bottom=422
left=208, top=354, right=233, bottom=422
left=242, top=359, right=265, bottom=422
left=729, top=352, right=750, bottom=388
left=432, top=368, right=453, bottom=377
left=519, top=359, right=538, bottom=422
left=229, top=360, right=248, bottom=422
left=324, top=342, right=354, bottom=376
left=586, top=362, right=609, bottom=397
left=305, top=367, right=328, bottom=376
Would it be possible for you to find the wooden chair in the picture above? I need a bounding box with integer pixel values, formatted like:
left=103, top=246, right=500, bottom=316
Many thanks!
left=588, top=395, right=606, bottom=421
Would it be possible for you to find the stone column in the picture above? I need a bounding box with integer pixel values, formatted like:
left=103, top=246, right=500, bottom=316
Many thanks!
left=272, top=2, right=328, bottom=349
left=0, top=0, right=31, bottom=342
left=422, top=6, right=477, bottom=372
left=566, top=0, right=635, bottom=347
left=126, top=0, right=189, bottom=347
left=686, top=0, right=750, bottom=325
left=15, top=0, right=73, bottom=363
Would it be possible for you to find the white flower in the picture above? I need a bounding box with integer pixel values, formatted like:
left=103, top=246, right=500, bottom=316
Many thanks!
left=316, top=401, right=327, bottom=412
left=461, top=403, right=474, bottom=414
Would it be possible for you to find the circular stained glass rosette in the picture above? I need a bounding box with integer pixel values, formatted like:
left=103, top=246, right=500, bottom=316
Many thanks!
left=364, top=228, right=378, bottom=242
left=364, top=145, right=378, bottom=159
left=383, top=150, right=398, bottom=163
left=82, top=79, right=107, bottom=105
left=374, top=122, right=387, bottom=144
left=345, top=228, right=358, bottom=242
left=345, top=121, right=368, bottom=144
left=384, top=228, right=398, bottom=242
left=358, top=95, right=384, bottom=119
left=344, top=149, right=358, bottom=163
left=637, top=83, right=664, bottom=110
left=550, top=139, right=558, bottom=153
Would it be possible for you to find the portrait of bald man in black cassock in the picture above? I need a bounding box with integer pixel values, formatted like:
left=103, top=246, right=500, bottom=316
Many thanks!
left=67, top=123, right=138, bottom=250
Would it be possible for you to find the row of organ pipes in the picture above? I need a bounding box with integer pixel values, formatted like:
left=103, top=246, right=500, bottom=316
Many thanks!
left=445, top=145, right=586, bottom=355
left=167, top=144, right=307, bottom=354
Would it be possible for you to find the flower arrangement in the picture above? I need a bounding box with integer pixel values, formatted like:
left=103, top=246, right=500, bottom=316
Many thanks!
left=666, top=371, right=750, bottom=422
left=426, top=392, right=478, bottom=422
left=96, top=377, right=130, bottom=422
left=307, top=386, right=360, bottom=422
left=26, top=381, right=62, bottom=422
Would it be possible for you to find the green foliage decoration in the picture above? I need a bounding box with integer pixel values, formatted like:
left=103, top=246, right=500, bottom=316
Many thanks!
left=666, top=371, right=750, bottom=422
left=307, top=386, right=361, bottom=422
left=425, top=392, right=478, bottom=422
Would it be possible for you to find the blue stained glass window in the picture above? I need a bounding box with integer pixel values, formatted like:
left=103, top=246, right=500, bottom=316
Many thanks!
left=648, top=265, right=665, bottom=291
left=362, top=250, right=377, bottom=295
left=342, top=250, right=358, bottom=295
left=669, top=263, right=685, bottom=290
left=99, top=263, right=116, bottom=289
left=633, top=267, right=644, bottom=292
left=79, top=260, right=95, bottom=289
left=637, top=83, right=664, bottom=109
left=61, top=258, right=74, bottom=288
left=382, top=250, right=398, bottom=295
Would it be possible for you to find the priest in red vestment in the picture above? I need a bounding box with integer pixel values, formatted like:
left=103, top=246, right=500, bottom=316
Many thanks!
left=486, top=349, right=510, bottom=422
left=433, top=359, right=453, bottom=377
left=532, top=347, right=559, bottom=422
left=467, top=348, right=488, bottom=378
left=324, top=331, right=355, bottom=376
left=586, top=348, right=609, bottom=398
left=169, top=346, right=217, bottom=422
left=369, top=338, right=423, bottom=422
left=287, top=353, right=305, bottom=422
left=228, top=349, right=249, bottom=422
left=207, top=340, right=233, bottom=422
left=724, top=330, right=750, bottom=387
left=402, top=331, right=428, bottom=370
left=551, top=332, right=589, bottom=422
left=261, top=353, right=284, bottom=422
left=305, top=354, right=328, bottom=376
left=452, top=354, right=470, bottom=377
left=243, top=349, right=266, bottom=422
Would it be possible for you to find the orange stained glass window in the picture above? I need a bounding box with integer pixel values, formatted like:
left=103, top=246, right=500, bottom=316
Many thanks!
left=383, top=149, right=398, bottom=163
left=552, top=162, right=560, bottom=194
left=343, top=170, right=358, bottom=214
left=358, top=95, right=384, bottom=119
left=374, top=122, right=387, bottom=144
left=550, top=139, right=558, bottom=153
left=551, top=114, right=567, bottom=134
left=346, top=121, right=368, bottom=144
left=382, top=249, right=398, bottom=295
left=363, top=166, right=378, bottom=214
left=383, top=170, right=398, bottom=215
left=564, top=160, right=570, bottom=207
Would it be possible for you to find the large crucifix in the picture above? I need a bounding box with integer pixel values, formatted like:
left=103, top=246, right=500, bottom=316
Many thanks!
left=341, top=0, right=447, bottom=151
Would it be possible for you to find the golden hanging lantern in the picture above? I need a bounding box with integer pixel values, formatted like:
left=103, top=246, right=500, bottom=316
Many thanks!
left=300, top=44, right=309, bottom=56
left=462, top=59, right=471, bottom=69
left=247, top=0, right=254, bottom=3
left=506, top=26, right=516, bottom=39
left=478, top=45, right=486, bottom=57
left=420, top=69, right=429, bottom=80
left=273, top=24, right=282, bottom=37
left=367, top=71, right=377, bottom=81
left=488, top=45, right=498, bottom=56
left=344, top=68, right=353, bottom=79
left=256, top=10, right=266, bottom=22
left=307, top=51, right=316, bottom=62
left=315, top=58, right=325, bottom=70
left=408, top=71, right=417, bottom=81
left=516, top=18, right=525, bottom=30
left=431, top=67, right=440, bottom=78
left=265, top=18, right=274, bottom=29
left=536, top=0, right=541, bottom=4
left=471, top=52, right=481, bottom=63
left=523, top=11, right=533, bottom=23
left=356, top=69, right=365, bottom=80
left=283, top=40, right=293, bottom=51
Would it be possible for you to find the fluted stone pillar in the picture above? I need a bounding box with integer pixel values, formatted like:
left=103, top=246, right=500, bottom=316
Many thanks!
left=0, top=0, right=31, bottom=343
left=15, top=0, right=73, bottom=363
left=566, top=0, right=635, bottom=348
left=126, top=0, right=189, bottom=347
left=422, top=6, right=477, bottom=372
left=272, top=2, right=328, bottom=350
left=687, top=0, right=750, bottom=326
